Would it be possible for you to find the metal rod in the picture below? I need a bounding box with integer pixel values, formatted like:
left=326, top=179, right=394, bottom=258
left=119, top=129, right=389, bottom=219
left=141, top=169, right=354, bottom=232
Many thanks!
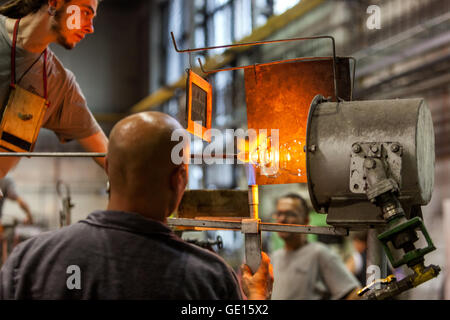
left=260, top=222, right=348, bottom=236
left=0, top=152, right=106, bottom=157
left=171, top=31, right=335, bottom=54
left=198, top=56, right=335, bottom=75
left=190, top=153, right=238, bottom=159
left=167, top=218, right=348, bottom=236
left=349, top=57, right=357, bottom=101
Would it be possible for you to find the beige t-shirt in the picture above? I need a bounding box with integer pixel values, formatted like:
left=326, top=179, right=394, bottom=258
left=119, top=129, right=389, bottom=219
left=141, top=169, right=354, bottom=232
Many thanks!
left=0, top=15, right=101, bottom=143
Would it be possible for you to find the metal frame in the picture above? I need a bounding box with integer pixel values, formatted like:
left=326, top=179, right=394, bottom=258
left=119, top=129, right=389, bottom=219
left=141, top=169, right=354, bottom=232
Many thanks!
left=170, top=32, right=341, bottom=100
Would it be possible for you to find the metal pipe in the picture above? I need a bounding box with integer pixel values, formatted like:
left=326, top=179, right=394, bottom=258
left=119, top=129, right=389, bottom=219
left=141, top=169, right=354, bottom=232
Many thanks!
left=171, top=31, right=335, bottom=54
left=198, top=56, right=334, bottom=74
left=0, top=152, right=106, bottom=158
left=245, top=185, right=261, bottom=273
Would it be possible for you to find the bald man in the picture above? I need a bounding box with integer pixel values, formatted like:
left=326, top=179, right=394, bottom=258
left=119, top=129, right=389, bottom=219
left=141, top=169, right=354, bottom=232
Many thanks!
left=0, top=111, right=272, bottom=300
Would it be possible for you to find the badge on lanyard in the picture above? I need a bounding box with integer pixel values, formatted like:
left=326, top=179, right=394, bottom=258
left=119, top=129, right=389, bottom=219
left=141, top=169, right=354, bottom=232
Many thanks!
left=0, top=18, right=49, bottom=152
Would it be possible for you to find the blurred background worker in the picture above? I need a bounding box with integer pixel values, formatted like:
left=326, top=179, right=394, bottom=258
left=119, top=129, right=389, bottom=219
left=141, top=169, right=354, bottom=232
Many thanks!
left=0, top=176, right=32, bottom=266
left=345, top=231, right=368, bottom=287
left=0, top=176, right=32, bottom=224
left=271, top=193, right=361, bottom=300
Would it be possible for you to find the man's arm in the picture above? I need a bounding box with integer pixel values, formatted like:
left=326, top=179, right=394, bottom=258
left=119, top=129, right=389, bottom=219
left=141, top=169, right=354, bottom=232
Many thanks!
left=77, top=131, right=108, bottom=169
left=0, top=157, right=21, bottom=179
left=16, top=196, right=33, bottom=225
left=318, top=245, right=361, bottom=300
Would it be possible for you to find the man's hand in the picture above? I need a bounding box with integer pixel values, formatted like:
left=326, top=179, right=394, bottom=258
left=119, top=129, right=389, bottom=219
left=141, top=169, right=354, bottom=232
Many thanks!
left=23, top=215, right=33, bottom=225
left=241, top=252, right=274, bottom=300
left=16, top=197, right=33, bottom=225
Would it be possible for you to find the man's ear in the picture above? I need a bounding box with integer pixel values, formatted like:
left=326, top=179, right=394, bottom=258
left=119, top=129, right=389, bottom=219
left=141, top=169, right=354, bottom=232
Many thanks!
left=48, top=0, right=64, bottom=10
left=180, top=164, right=188, bottom=186
left=171, top=165, right=188, bottom=192
left=170, top=165, right=182, bottom=192
left=305, top=215, right=310, bottom=226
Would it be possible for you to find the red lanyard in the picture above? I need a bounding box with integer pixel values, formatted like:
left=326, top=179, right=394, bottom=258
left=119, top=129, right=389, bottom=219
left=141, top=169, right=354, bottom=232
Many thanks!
left=10, top=18, right=48, bottom=100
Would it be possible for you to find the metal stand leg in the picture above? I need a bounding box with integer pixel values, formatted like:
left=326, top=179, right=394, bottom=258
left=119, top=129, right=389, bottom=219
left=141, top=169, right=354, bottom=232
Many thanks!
left=244, top=185, right=262, bottom=273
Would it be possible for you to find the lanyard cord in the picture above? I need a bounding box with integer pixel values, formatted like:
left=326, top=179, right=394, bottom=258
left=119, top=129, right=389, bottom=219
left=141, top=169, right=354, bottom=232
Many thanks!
left=17, top=51, right=45, bottom=84
left=11, top=19, right=48, bottom=101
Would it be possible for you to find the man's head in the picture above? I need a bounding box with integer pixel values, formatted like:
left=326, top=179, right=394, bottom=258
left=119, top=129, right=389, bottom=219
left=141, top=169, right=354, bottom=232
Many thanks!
left=106, top=112, right=189, bottom=222
left=351, top=231, right=367, bottom=254
left=50, top=0, right=98, bottom=49
left=274, top=193, right=309, bottom=241
left=0, top=0, right=99, bottom=49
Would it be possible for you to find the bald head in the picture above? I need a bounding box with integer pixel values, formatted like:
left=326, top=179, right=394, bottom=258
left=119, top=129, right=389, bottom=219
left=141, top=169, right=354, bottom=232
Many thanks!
left=106, top=112, right=189, bottom=220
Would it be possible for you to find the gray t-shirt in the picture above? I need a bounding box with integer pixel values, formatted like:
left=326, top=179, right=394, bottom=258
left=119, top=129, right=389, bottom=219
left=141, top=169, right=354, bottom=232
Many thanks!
left=0, top=15, right=101, bottom=142
left=0, top=210, right=242, bottom=299
left=0, top=177, right=18, bottom=218
left=272, top=242, right=359, bottom=300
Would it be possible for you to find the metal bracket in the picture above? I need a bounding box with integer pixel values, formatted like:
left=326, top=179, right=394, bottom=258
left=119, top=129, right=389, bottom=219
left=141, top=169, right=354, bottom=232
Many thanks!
left=350, top=142, right=402, bottom=194
left=241, top=218, right=259, bottom=234
left=367, top=178, right=400, bottom=203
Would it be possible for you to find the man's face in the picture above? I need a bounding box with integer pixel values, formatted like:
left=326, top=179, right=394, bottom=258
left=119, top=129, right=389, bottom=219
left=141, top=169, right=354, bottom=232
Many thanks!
left=52, top=0, right=98, bottom=49
left=274, top=197, right=307, bottom=240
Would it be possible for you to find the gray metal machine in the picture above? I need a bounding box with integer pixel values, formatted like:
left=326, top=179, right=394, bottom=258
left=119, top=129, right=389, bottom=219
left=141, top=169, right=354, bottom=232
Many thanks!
left=306, top=95, right=440, bottom=299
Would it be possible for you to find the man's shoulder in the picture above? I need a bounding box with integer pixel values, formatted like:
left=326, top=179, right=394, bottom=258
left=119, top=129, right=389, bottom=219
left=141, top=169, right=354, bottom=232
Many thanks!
left=0, top=176, right=14, bottom=187
left=46, top=49, right=76, bottom=83
left=306, top=241, right=332, bottom=254
left=13, top=223, right=86, bottom=252
left=272, top=247, right=285, bottom=261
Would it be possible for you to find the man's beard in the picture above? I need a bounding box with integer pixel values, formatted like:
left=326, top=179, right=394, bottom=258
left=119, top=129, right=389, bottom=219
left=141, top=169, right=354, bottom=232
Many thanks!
left=51, top=9, right=75, bottom=50
left=56, top=33, right=75, bottom=50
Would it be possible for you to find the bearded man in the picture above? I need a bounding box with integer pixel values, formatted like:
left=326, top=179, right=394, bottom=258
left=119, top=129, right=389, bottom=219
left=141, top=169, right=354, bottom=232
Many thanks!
left=0, top=0, right=107, bottom=177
